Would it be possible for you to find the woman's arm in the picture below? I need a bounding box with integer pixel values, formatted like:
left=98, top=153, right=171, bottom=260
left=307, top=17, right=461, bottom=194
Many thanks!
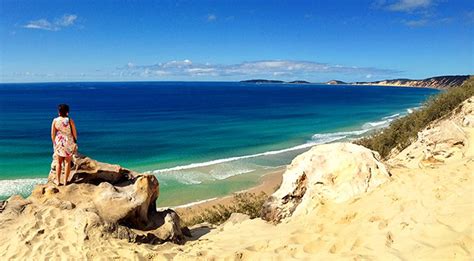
left=51, top=120, right=57, bottom=146
left=70, top=119, right=78, bottom=142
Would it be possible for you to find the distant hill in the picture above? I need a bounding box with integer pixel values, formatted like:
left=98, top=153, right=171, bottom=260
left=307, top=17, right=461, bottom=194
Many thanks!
left=326, top=80, right=347, bottom=85
left=288, top=80, right=311, bottom=84
left=240, top=79, right=285, bottom=84
left=240, top=79, right=311, bottom=84
left=351, top=75, right=470, bottom=89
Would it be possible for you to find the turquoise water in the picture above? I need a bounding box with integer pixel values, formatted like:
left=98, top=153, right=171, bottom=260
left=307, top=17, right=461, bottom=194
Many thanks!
left=0, top=82, right=439, bottom=205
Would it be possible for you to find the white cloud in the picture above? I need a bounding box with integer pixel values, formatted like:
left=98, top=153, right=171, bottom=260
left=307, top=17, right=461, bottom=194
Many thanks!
left=118, top=59, right=401, bottom=78
left=387, top=0, right=432, bottom=12
left=23, top=14, right=78, bottom=31
left=24, top=19, right=56, bottom=31
left=376, top=0, right=440, bottom=27
left=207, top=14, right=217, bottom=22
left=402, top=18, right=429, bottom=27
left=56, top=14, right=77, bottom=27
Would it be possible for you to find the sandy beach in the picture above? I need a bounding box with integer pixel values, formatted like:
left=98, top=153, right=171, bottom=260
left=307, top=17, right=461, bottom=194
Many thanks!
left=175, top=167, right=284, bottom=222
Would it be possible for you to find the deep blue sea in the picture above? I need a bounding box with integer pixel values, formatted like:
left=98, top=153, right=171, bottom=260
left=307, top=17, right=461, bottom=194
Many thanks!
left=0, top=82, right=438, bottom=206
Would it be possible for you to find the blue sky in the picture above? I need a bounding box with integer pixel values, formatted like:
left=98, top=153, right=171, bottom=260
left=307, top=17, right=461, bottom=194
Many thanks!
left=0, top=0, right=472, bottom=83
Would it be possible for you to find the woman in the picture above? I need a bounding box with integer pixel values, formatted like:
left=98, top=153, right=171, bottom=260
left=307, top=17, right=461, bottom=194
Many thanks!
left=51, top=104, right=78, bottom=185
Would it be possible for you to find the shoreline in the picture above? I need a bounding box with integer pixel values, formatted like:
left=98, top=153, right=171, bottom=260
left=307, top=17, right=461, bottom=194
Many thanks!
left=156, top=108, right=416, bottom=210
left=174, top=167, right=284, bottom=221
left=151, top=105, right=422, bottom=207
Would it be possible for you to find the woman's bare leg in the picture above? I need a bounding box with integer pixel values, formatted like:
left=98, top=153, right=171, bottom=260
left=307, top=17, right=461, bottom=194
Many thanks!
left=57, top=157, right=64, bottom=185
left=64, top=157, right=72, bottom=185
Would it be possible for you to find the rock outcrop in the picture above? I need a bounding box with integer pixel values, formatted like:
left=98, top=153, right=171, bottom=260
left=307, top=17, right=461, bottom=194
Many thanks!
left=388, top=96, right=474, bottom=168
left=261, top=142, right=391, bottom=223
left=48, top=153, right=139, bottom=184
left=0, top=155, right=185, bottom=256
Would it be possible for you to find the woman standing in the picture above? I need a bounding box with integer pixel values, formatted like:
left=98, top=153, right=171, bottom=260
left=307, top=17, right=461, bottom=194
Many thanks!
left=51, top=104, right=78, bottom=185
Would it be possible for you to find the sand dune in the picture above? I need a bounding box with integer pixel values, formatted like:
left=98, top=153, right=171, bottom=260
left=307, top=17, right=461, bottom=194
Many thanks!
left=161, top=154, right=472, bottom=260
left=160, top=97, right=474, bottom=260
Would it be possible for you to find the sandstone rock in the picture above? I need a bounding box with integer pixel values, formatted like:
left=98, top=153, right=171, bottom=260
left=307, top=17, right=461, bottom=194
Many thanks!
left=48, top=153, right=140, bottom=184
left=462, top=115, right=474, bottom=127
left=1, top=154, right=185, bottom=247
left=93, top=174, right=159, bottom=227
left=460, top=98, right=474, bottom=127
left=151, top=209, right=185, bottom=243
left=261, top=143, right=391, bottom=223
left=388, top=96, right=474, bottom=168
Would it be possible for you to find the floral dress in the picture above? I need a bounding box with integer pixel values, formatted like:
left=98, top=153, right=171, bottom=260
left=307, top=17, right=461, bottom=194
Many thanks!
left=53, top=117, right=76, bottom=157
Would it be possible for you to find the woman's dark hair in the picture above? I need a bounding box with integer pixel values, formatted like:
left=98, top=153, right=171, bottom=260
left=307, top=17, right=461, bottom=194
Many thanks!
left=58, top=104, right=70, bottom=117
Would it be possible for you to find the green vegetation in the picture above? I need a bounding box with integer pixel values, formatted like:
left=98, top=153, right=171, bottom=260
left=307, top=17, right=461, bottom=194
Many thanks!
left=183, top=192, right=268, bottom=226
left=356, top=76, right=474, bottom=158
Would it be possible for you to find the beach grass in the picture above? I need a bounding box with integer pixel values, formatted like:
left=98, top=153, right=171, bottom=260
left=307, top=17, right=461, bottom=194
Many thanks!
left=356, top=76, right=474, bottom=158
left=182, top=192, right=268, bottom=226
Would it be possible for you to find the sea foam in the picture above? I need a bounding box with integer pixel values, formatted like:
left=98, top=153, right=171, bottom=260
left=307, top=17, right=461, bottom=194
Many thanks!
left=149, top=142, right=318, bottom=174
left=0, top=178, right=47, bottom=199
left=151, top=109, right=410, bottom=185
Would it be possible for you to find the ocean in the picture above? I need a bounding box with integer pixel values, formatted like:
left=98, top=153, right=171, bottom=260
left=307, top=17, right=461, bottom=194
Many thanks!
left=0, top=82, right=439, bottom=206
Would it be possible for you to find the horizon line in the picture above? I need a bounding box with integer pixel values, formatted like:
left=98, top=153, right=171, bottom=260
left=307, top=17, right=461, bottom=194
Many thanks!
left=0, top=74, right=471, bottom=85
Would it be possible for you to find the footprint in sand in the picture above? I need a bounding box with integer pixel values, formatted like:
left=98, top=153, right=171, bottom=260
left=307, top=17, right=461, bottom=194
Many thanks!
left=36, top=229, right=45, bottom=236
left=195, top=250, right=208, bottom=257
left=378, top=220, right=389, bottom=229
left=350, top=238, right=362, bottom=251
left=245, top=241, right=269, bottom=252
left=288, top=235, right=306, bottom=245
left=338, top=212, right=358, bottom=224
left=303, top=239, right=323, bottom=254
left=234, top=251, right=244, bottom=260
left=400, top=222, right=409, bottom=229
left=369, top=215, right=381, bottom=222
left=386, top=232, right=394, bottom=247
left=55, top=217, right=64, bottom=227
left=34, top=243, right=45, bottom=253
left=391, top=195, right=400, bottom=202
left=369, top=215, right=389, bottom=230
left=61, top=246, right=70, bottom=254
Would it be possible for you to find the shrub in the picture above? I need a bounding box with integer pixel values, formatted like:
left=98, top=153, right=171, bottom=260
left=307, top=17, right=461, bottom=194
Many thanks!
left=183, top=192, right=268, bottom=226
left=356, top=77, right=474, bottom=158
